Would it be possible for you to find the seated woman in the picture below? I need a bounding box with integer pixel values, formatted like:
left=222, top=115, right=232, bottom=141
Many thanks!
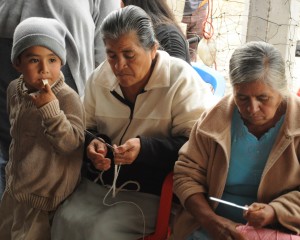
left=51, top=5, right=214, bottom=240
left=122, top=0, right=191, bottom=63
left=173, top=41, right=300, bottom=240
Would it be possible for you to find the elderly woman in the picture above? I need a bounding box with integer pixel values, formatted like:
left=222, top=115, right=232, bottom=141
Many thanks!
left=173, top=41, right=300, bottom=240
left=51, top=5, right=214, bottom=240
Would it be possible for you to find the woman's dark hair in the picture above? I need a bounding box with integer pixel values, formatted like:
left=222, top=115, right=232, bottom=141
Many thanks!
left=122, top=0, right=184, bottom=35
left=100, top=5, right=157, bottom=51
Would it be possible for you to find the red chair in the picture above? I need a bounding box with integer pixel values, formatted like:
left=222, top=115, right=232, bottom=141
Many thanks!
left=138, top=172, right=174, bottom=240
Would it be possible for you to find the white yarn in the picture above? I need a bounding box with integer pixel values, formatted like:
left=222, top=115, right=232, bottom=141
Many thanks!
left=95, top=164, right=146, bottom=240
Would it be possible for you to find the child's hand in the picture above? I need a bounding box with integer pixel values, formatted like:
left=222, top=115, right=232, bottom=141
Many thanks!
left=30, top=83, right=57, bottom=108
left=243, top=202, right=276, bottom=228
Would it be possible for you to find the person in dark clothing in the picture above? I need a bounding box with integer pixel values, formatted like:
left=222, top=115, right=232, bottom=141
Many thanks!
left=182, top=0, right=208, bottom=62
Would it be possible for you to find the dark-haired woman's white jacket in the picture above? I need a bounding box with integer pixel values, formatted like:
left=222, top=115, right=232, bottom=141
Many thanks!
left=83, top=50, right=216, bottom=195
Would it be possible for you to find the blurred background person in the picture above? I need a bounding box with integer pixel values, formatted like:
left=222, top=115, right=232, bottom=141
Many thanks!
left=122, top=0, right=191, bottom=63
left=182, top=0, right=208, bottom=62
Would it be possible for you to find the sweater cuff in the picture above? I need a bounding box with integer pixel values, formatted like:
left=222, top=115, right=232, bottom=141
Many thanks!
left=39, top=99, right=60, bottom=119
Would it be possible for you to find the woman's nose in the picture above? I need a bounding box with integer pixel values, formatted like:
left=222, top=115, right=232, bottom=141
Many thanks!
left=114, top=58, right=128, bottom=71
left=247, top=100, right=259, bottom=113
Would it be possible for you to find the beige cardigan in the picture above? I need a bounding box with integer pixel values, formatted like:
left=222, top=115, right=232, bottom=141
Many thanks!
left=173, top=94, right=300, bottom=239
left=6, top=74, right=85, bottom=211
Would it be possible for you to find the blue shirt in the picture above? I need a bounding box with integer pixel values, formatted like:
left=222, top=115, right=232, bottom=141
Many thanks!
left=215, top=107, right=284, bottom=223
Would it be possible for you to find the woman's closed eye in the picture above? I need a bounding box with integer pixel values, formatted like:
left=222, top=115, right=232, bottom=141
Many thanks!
left=124, top=53, right=135, bottom=59
left=257, top=95, right=270, bottom=102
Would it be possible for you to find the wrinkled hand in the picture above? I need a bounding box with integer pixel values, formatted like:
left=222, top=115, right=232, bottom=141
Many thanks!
left=243, top=202, right=276, bottom=228
left=205, top=215, right=247, bottom=240
left=113, top=138, right=140, bottom=165
left=87, top=139, right=112, bottom=171
left=30, top=83, right=57, bottom=108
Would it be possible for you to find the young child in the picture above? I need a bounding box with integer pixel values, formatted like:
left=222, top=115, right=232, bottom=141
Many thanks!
left=0, top=17, right=85, bottom=239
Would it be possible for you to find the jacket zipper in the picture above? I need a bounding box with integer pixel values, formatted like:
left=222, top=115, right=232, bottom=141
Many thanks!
left=110, top=90, right=135, bottom=145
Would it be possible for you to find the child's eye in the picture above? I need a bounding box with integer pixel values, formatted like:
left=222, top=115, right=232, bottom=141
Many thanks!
left=49, top=58, right=57, bottom=63
left=29, top=58, right=39, bottom=63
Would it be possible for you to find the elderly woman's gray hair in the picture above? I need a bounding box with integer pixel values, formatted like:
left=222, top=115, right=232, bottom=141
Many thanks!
left=229, top=41, right=288, bottom=98
left=100, top=5, right=158, bottom=51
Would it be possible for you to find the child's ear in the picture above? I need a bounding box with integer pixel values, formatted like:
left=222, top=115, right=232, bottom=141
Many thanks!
left=13, top=59, right=22, bottom=73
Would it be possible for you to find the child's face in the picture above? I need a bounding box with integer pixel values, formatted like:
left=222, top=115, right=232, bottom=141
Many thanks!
left=14, top=46, right=62, bottom=92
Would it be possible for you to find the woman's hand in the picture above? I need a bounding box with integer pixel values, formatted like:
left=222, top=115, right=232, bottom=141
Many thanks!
left=113, top=138, right=140, bottom=165
left=86, top=139, right=111, bottom=171
left=185, top=194, right=247, bottom=240
left=243, top=202, right=276, bottom=228
left=205, top=215, right=247, bottom=240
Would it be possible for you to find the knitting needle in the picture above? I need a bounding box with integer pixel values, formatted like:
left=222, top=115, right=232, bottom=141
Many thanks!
left=84, top=130, right=115, bottom=151
left=209, top=197, right=249, bottom=210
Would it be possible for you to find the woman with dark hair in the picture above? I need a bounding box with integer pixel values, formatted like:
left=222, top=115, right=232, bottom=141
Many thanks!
left=51, top=5, right=214, bottom=240
left=122, top=0, right=191, bottom=63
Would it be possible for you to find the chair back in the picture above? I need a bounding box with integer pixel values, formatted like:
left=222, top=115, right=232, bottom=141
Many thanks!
left=192, top=62, right=226, bottom=97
